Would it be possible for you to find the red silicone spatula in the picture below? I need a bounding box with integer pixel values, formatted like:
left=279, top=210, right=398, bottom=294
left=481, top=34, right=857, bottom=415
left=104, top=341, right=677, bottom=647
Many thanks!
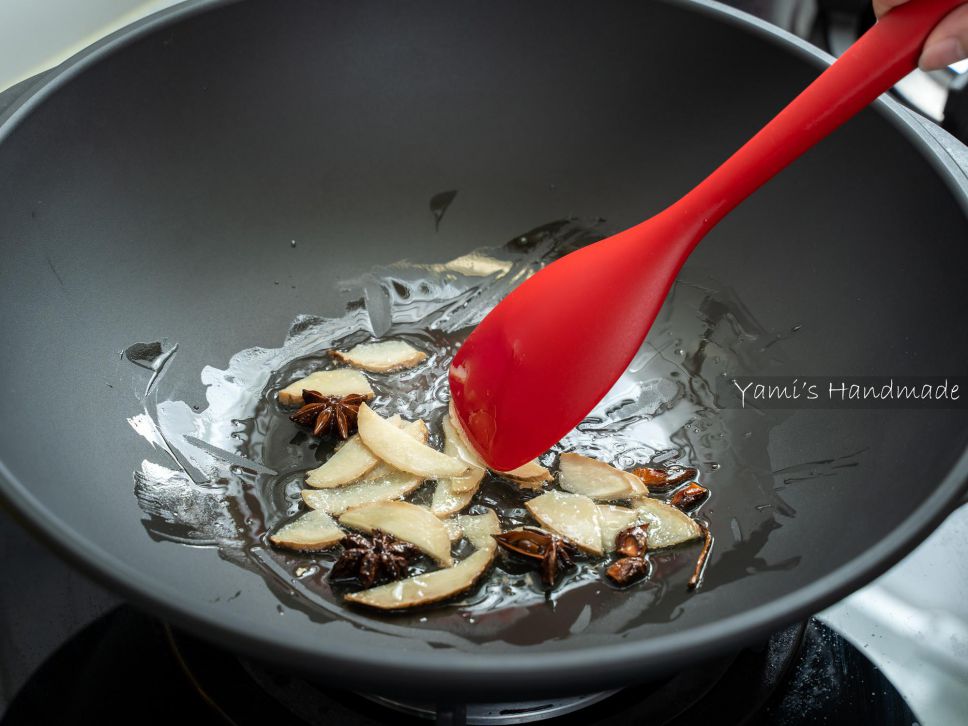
left=450, top=0, right=963, bottom=470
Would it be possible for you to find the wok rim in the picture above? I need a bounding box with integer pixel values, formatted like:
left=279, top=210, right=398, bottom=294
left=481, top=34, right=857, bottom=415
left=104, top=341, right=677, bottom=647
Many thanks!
left=1, top=0, right=966, bottom=697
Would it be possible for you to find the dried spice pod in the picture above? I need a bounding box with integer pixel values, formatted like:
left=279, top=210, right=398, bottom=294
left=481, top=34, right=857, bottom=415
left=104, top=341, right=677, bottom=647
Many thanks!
left=289, top=391, right=366, bottom=439
left=493, top=528, right=577, bottom=587
left=688, top=524, right=714, bottom=591
left=492, top=529, right=548, bottom=559
left=614, top=524, right=649, bottom=558
left=540, top=538, right=575, bottom=587
left=606, top=556, right=650, bottom=586
left=631, top=465, right=698, bottom=491
left=670, top=483, right=710, bottom=511
left=330, top=531, right=421, bottom=588
left=538, top=536, right=577, bottom=588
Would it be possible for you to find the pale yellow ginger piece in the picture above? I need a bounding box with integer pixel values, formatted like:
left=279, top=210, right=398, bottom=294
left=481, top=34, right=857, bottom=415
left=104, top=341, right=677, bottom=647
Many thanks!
left=278, top=369, right=374, bottom=406
left=269, top=510, right=343, bottom=551
left=443, top=517, right=463, bottom=542
left=558, top=453, right=646, bottom=500
left=499, top=459, right=551, bottom=482
left=440, top=415, right=487, bottom=493
left=344, top=510, right=498, bottom=610
left=332, top=340, right=427, bottom=373
left=430, top=416, right=486, bottom=516
left=344, top=546, right=495, bottom=610
left=302, top=473, right=423, bottom=516
left=302, top=420, right=428, bottom=514
left=447, top=402, right=487, bottom=468
left=632, top=497, right=702, bottom=549
left=458, top=509, right=501, bottom=550
left=430, top=474, right=482, bottom=517
left=357, top=404, right=466, bottom=478
left=305, top=415, right=403, bottom=489
left=597, top=504, right=640, bottom=552
left=498, top=469, right=550, bottom=491
left=525, top=490, right=603, bottom=556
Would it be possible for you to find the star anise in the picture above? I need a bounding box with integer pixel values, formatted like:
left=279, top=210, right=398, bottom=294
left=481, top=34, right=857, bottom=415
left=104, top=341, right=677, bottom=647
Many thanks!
left=330, top=531, right=421, bottom=588
left=493, top=528, right=577, bottom=588
left=289, top=390, right=364, bottom=439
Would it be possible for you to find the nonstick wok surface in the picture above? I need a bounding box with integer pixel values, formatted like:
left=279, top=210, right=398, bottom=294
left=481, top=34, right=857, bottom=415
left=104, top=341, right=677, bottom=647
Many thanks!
left=0, top=0, right=967, bottom=700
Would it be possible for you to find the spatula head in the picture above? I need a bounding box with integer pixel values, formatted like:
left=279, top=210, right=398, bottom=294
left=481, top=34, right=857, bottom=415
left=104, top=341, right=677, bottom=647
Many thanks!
left=449, top=217, right=692, bottom=470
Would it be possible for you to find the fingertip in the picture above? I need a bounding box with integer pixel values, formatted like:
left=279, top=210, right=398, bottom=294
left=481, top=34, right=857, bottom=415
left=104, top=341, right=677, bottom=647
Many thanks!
left=919, top=37, right=966, bottom=70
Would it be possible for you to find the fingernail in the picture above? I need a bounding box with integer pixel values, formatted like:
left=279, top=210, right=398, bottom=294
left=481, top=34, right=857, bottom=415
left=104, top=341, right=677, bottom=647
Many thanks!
left=919, top=37, right=966, bottom=71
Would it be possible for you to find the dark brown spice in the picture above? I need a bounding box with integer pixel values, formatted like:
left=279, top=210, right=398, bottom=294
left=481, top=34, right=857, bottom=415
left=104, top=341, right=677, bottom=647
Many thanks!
left=687, top=524, right=714, bottom=591
left=493, top=528, right=577, bottom=587
left=330, top=531, right=420, bottom=588
left=614, top=524, right=649, bottom=558
left=606, top=557, right=650, bottom=586
left=491, top=529, right=546, bottom=559
left=670, top=483, right=710, bottom=511
left=289, top=390, right=364, bottom=439
left=631, top=465, right=697, bottom=491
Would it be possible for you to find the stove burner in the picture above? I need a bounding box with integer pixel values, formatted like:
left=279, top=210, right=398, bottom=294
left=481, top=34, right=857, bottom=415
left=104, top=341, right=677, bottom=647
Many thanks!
left=357, top=691, right=620, bottom=724
left=0, top=606, right=918, bottom=726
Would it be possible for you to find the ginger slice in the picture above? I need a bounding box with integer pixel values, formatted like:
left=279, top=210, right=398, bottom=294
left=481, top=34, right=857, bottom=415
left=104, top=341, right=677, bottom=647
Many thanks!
left=340, top=500, right=452, bottom=566
left=496, top=459, right=552, bottom=491
left=443, top=517, right=463, bottom=542
left=525, top=490, right=603, bottom=556
left=357, top=404, right=466, bottom=478
left=332, top=340, right=427, bottom=373
left=558, top=453, right=647, bottom=500
left=302, top=420, right=427, bottom=514
left=499, top=459, right=551, bottom=482
left=458, top=509, right=501, bottom=550
left=278, top=369, right=374, bottom=406
left=305, top=415, right=402, bottom=489
left=269, top=510, right=343, bottom=551
left=430, top=472, right=483, bottom=517
left=597, top=505, right=640, bottom=553
left=344, top=509, right=499, bottom=610
left=633, top=497, right=702, bottom=549
left=446, top=402, right=487, bottom=468
left=430, top=413, right=487, bottom=516
left=498, top=469, right=550, bottom=491
left=440, top=415, right=487, bottom=493
left=302, top=473, right=423, bottom=516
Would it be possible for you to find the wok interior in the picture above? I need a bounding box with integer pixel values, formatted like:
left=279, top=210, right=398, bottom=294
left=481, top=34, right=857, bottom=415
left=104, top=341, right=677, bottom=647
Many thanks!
left=0, top=0, right=966, bottom=697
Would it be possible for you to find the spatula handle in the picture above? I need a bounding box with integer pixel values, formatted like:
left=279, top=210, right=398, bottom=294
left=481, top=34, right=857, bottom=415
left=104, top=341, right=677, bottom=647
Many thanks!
left=675, top=0, right=964, bottom=235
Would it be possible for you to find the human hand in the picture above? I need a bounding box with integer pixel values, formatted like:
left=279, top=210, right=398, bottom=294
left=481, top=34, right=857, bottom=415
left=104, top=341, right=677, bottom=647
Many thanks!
left=874, top=0, right=968, bottom=69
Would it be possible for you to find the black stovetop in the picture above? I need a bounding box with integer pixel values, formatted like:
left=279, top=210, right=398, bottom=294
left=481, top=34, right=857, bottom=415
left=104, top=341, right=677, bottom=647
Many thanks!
left=1, top=605, right=917, bottom=725
left=0, top=502, right=917, bottom=726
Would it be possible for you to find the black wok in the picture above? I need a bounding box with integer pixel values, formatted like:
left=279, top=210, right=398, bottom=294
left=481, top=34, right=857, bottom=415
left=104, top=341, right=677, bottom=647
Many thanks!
left=1, top=0, right=967, bottom=702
